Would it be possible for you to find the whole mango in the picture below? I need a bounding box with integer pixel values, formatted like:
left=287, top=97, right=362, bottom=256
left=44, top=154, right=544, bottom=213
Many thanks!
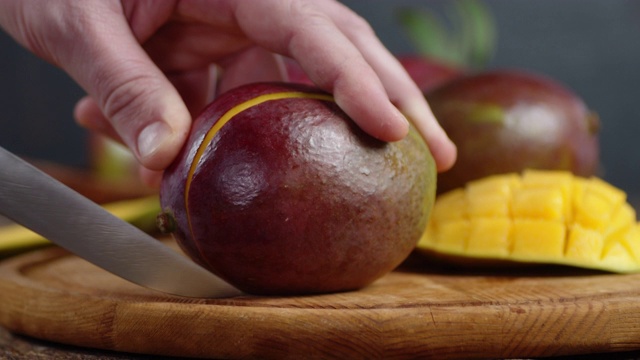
left=427, top=70, right=600, bottom=194
left=159, top=82, right=436, bottom=295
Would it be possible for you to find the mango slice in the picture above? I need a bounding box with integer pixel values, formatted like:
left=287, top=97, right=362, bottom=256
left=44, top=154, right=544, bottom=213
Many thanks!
left=0, top=196, right=161, bottom=257
left=417, top=170, right=640, bottom=272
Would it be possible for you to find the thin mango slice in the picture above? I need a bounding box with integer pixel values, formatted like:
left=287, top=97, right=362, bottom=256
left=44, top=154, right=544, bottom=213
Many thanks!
left=0, top=195, right=161, bottom=257
left=418, top=170, right=640, bottom=273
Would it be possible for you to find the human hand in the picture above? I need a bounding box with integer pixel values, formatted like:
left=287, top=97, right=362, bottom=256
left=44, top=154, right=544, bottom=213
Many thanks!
left=0, top=0, right=456, bottom=186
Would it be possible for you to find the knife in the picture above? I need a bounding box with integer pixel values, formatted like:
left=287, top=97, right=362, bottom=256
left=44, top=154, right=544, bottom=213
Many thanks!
left=0, top=146, right=241, bottom=298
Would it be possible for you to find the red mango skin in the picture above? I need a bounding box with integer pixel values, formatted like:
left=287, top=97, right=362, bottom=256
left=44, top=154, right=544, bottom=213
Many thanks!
left=398, top=55, right=463, bottom=93
left=427, top=70, right=600, bottom=194
left=159, top=83, right=282, bottom=271
left=160, top=82, right=436, bottom=295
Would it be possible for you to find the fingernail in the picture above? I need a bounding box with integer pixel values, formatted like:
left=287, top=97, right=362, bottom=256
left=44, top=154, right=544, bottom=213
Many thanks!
left=137, top=121, right=172, bottom=161
left=397, top=108, right=411, bottom=127
left=389, top=105, right=410, bottom=140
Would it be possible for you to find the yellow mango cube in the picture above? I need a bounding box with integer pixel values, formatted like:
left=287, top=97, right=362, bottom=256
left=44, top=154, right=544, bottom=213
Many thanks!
left=565, top=225, right=603, bottom=263
left=609, top=225, right=640, bottom=263
left=466, top=173, right=520, bottom=198
left=574, top=192, right=614, bottom=232
left=571, top=178, right=588, bottom=215
left=522, top=169, right=574, bottom=186
left=574, top=177, right=627, bottom=232
left=512, top=188, right=564, bottom=221
left=511, top=219, right=565, bottom=260
left=431, top=189, right=466, bottom=223
left=587, top=177, right=627, bottom=206
left=522, top=170, right=574, bottom=221
left=605, top=203, right=636, bottom=237
left=433, top=219, right=470, bottom=255
left=601, top=241, right=636, bottom=272
left=466, top=218, right=511, bottom=258
left=418, top=221, right=437, bottom=246
left=468, top=193, right=510, bottom=218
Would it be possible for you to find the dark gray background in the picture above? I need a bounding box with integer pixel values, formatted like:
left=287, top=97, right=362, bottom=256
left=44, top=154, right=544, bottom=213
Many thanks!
left=1, top=1, right=639, bottom=204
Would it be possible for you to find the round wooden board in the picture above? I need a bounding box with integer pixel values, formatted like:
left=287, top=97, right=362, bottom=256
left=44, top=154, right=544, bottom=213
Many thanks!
left=1, top=239, right=640, bottom=359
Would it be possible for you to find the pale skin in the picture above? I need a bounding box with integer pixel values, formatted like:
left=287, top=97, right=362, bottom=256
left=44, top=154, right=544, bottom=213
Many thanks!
left=0, top=0, right=456, bottom=187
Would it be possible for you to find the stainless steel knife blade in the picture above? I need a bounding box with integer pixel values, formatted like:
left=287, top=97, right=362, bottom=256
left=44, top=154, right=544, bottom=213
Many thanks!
left=0, top=146, right=241, bottom=298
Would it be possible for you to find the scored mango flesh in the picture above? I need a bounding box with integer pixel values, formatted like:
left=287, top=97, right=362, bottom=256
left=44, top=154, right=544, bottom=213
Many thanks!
left=417, top=170, right=640, bottom=272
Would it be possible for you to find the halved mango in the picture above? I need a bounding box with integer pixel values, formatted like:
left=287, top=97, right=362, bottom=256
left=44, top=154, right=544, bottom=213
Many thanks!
left=417, top=170, right=640, bottom=273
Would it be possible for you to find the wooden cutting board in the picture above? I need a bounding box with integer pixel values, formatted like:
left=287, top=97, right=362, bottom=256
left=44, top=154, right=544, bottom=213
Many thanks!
left=1, top=238, right=640, bottom=359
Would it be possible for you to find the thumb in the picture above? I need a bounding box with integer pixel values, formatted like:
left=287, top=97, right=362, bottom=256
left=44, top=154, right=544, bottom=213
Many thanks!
left=58, top=4, right=190, bottom=170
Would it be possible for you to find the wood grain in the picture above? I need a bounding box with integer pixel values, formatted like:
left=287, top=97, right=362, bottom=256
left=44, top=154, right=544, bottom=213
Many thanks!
left=1, top=239, right=640, bottom=359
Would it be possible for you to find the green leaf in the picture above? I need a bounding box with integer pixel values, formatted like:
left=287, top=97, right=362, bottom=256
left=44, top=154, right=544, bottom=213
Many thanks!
left=397, top=0, right=497, bottom=69
left=455, top=0, right=497, bottom=68
left=397, top=7, right=463, bottom=66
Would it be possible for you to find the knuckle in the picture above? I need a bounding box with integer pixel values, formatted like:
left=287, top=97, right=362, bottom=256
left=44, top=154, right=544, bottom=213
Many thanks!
left=97, top=63, right=163, bottom=128
left=343, top=13, right=375, bottom=36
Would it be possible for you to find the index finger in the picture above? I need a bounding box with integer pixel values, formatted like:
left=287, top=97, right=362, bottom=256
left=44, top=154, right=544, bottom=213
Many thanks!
left=232, top=0, right=411, bottom=142
left=232, top=0, right=456, bottom=171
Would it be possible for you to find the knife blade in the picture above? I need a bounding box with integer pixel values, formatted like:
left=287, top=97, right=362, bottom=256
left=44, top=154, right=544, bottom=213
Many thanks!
left=0, top=146, right=241, bottom=298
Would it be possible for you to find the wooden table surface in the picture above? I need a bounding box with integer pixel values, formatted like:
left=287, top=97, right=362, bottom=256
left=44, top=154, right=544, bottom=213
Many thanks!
left=3, top=163, right=640, bottom=359
left=4, top=244, right=640, bottom=359
left=0, top=325, right=175, bottom=359
left=2, top=325, right=640, bottom=360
